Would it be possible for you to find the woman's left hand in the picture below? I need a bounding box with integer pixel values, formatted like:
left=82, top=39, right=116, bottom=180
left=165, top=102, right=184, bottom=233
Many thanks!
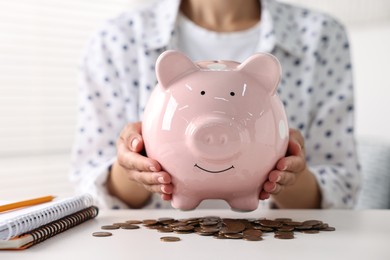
left=259, top=128, right=307, bottom=200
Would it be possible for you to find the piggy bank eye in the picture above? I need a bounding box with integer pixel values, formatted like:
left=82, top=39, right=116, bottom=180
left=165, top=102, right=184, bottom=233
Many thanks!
left=200, top=91, right=206, bottom=95
left=230, top=92, right=235, bottom=96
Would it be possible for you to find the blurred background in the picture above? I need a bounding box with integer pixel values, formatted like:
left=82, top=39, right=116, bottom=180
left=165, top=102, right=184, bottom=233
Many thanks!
left=0, top=0, right=389, bottom=208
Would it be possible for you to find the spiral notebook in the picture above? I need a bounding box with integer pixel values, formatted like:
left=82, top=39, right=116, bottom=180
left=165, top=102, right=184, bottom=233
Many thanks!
left=0, top=194, right=98, bottom=250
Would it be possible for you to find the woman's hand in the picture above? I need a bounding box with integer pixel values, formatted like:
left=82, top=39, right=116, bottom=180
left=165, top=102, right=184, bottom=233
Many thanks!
left=115, top=121, right=173, bottom=201
left=259, top=128, right=309, bottom=201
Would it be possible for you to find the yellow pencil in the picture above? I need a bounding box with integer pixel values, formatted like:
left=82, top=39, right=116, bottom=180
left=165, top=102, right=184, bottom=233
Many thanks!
left=0, top=195, right=56, bottom=213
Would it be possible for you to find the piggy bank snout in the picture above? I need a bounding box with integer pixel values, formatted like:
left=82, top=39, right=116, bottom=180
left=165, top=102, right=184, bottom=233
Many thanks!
left=186, top=117, right=244, bottom=161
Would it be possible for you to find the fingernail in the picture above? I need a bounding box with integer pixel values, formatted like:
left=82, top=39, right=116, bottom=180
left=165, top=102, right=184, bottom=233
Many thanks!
left=161, top=185, right=166, bottom=193
left=158, top=177, right=165, bottom=184
left=131, top=138, right=139, bottom=150
left=295, top=141, right=302, bottom=151
left=276, top=175, right=281, bottom=182
left=149, top=166, right=157, bottom=172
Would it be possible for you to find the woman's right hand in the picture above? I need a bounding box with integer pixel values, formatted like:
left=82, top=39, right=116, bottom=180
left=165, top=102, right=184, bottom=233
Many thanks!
left=116, top=121, right=173, bottom=201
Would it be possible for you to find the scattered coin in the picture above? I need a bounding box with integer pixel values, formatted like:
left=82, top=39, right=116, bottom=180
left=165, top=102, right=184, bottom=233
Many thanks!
left=142, top=219, right=158, bottom=226
left=277, top=226, right=295, bottom=232
left=120, top=224, right=140, bottom=229
left=302, top=220, right=323, bottom=226
left=274, top=232, right=294, bottom=239
left=126, top=220, right=143, bottom=224
left=301, top=229, right=319, bottom=234
left=242, top=235, right=263, bottom=241
left=321, top=226, right=336, bottom=231
left=101, top=225, right=120, bottom=230
left=243, top=229, right=263, bottom=237
left=158, top=218, right=176, bottom=225
left=92, top=231, right=112, bottom=237
left=157, top=226, right=174, bottom=233
left=160, top=236, right=181, bottom=242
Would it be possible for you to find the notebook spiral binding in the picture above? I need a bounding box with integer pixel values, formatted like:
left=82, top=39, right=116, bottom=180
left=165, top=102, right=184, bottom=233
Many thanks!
left=25, top=206, right=98, bottom=248
left=2, top=195, right=94, bottom=240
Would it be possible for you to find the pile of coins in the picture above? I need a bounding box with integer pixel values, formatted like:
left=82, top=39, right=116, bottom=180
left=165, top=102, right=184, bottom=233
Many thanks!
left=92, top=216, right=335, bottom=242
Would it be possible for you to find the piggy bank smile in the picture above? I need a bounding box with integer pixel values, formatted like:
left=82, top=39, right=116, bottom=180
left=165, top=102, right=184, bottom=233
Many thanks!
left=194, top=163, right=235, bottom=174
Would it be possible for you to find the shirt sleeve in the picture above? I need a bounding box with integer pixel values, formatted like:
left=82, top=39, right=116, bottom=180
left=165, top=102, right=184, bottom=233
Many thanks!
left=69, top=22, right=138, bottom=210
left=305, top=17, right=361, bottom=209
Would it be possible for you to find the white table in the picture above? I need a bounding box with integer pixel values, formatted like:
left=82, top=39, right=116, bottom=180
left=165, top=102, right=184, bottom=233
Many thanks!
left=1, top=209, right=389, bottom=260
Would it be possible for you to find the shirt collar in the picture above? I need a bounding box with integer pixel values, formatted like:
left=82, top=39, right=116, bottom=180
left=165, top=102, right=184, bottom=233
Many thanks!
left=139, top=0, right=181, bottom=50
left=143, top=0, right=304, bottom=58
left=262, top=0, right=305, bottom=57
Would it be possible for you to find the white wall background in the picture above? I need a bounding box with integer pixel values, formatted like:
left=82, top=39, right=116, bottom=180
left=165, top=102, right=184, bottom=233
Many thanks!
left=0, top=0, right=389, bottom=201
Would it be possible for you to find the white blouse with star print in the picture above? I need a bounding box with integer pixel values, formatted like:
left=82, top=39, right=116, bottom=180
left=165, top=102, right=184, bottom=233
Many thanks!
left=70, top=0, right=361, bottom=210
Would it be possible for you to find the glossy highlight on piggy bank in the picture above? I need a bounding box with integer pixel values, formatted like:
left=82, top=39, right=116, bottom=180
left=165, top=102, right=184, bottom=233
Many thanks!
left=143, top=51, right=289, bottom=211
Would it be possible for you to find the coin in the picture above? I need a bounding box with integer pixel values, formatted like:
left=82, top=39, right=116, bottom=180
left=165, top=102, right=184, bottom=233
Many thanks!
left=158, top=217, right=176, bottom=225
left=160, top=236, right=181, bottom=242
left=146, top=224, right=164, bottom=229
left=295, top=225, right=313, bottom=230
left=92, top=231, right=112, bottom=237
left=113, top=222, right=127, bottom=227
left=101, top=225, right=120, bottom=230
left=284, top=221, right=303, bottom=227
left=213, top=234, right=227, bottom=239
left=126, top=220, right=143, bottom=224
left=120, top=224, right=140, bottom=229
left=302, top=229, right=320, bottom=234
left=243, top=235, right=263, bottom=241
left=277, top=226, right=295, bottom=232
left=243, top=229, right=263, bottom=237
left=201, top=220, right=219, bottom=226
left=321, top=226, right=336, bottom=231
left=243, top=229, right=263, bottom=241
left=169, top=222, right=188, bottom=228
left=259, top=219, right=282, bottom=228
left=302, top=220, right=323, bottom=226
left=221, top=221, right=246, bottom=234
left=143, top=219, right=158, bottom=226
left=157, top=226, right=174, bottom=233
left=274, top=232, right=294, bottom=239
left=172, top=225, right=195, bottom=232
left=224, top=233, right=243, bottom=239
left=275, top=218, right=292, bottom=222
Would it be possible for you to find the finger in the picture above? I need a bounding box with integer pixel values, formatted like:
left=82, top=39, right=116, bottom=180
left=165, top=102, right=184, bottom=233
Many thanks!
left=140, top=183, right=174, bottom=195
left=119, top=122, right=144, bottom=153
left=277, top=171, right=298, bottom=186
left=268, top=170, right=282, bottom=183
left=131, top=170, right=171, bottom=186
left=268, top=182, right=282, bottom=195
left=262, top=181, right=278, bottom=193
left=143, top=184, right=164, bottom=194
left=287, top=129, right=305, bottom=156
left=268, top=169, right=298, bottom=186
left=259, top=190, right=270, bottom=200
left=161, top=184, right=173, bottom=194
left=117, top=141, right=161, bottom=172
left=289, top=128, right=305, bottom=149
left=161, top=193, right=172, bottom=201
left=287, top=139, right=302, bottom=156
left=276, top=155, right=306, bottom=173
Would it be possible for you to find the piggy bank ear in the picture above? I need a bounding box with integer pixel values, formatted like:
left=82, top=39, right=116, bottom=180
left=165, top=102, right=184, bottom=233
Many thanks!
left=238, top=53, right=282, bottom=95
left=156, top=50, right=198, bottom=89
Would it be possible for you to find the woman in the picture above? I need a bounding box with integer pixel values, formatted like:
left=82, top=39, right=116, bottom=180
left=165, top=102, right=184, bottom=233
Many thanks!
left=70, top=0, right=360, bottom=210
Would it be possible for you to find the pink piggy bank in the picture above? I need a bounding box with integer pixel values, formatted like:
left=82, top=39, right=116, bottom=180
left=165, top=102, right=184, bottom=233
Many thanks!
left=142, top=50, right=289, bottom=211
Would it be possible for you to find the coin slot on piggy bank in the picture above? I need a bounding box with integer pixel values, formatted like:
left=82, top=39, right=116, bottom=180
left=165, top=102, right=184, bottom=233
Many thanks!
left=143, top=50, right=288, bottom=211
